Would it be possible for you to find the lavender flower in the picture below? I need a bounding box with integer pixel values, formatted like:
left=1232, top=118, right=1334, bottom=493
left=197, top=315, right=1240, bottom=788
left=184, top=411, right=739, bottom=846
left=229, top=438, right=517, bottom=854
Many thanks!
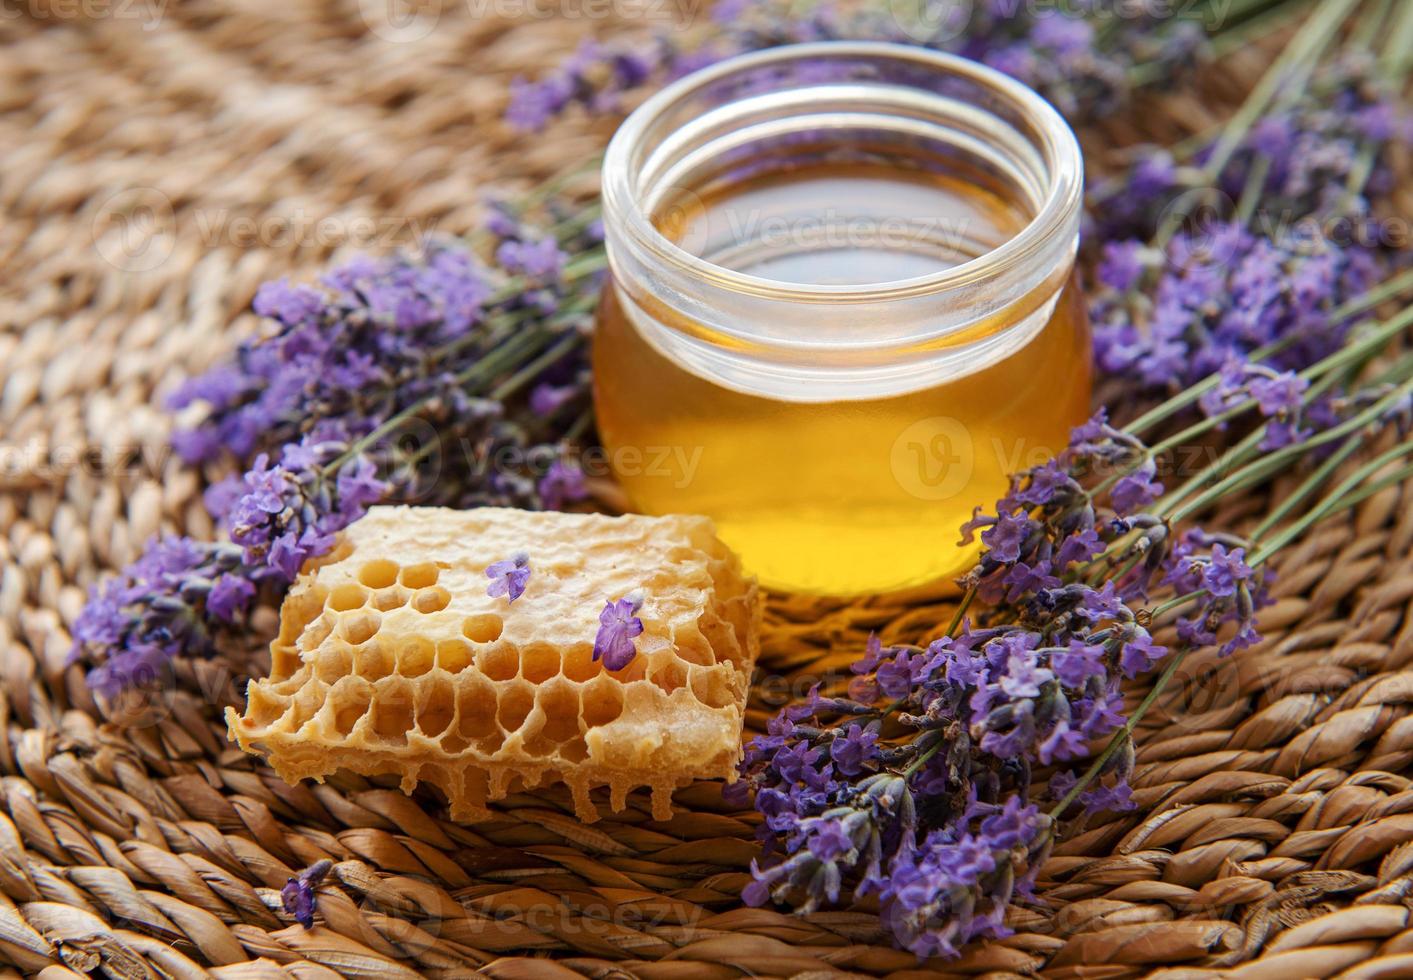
left=507, top=2, right=1210, bottom=133
left=227, top=441, right=386, bottom=582
left=538, top=459, right=589, bottom=511
left=281, top=859, right=332, bottom=928
left=736, top=414, right=1272, bottom=957
left=1090, top=223, right=1379, bottom=402
left=79, top=212, right=601, bottom=693
left=593, top=594, right=644, bottom=670
left=71, top=537, right=259, bottom=697
left=486, top=552, right=532, bottom=604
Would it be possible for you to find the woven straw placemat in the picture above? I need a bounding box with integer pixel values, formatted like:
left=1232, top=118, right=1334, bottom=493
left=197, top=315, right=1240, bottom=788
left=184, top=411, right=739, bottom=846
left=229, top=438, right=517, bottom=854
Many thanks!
left=3, top=6, right=1413, bottom=978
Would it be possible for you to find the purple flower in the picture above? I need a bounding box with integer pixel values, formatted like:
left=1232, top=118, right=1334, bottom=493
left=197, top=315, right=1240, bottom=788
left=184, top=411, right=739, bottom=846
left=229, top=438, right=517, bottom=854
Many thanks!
left=253, top=279, right=324, bottom=325
left=1111, top=458, right=1163, bottom=515
left=486, top=552, right=531, bottom=604
left=593, top=594, right=644, bottom=671
left=806, top=818, right=854, bottom=863
left=773, top=741, right=821, bottom=783
left=1077, top=684, right=1127, bottom=739
left=981, top=513, right=1031, bottom=563
left=281, top=859, right=332, bottom=928
left=496, top=237, right=567, bottom=280
left=997, top=645, right=1052, bottom=700
left=1202, top=543, right=1253, bottom=598
left=530, top=381, right=580, bottom=417
left=1052, top=640, right=1106, bottom=688
left=1013, top=460, right=1072, bottom=506
left=1056, top=527, right=1104, bottom=568
left=208, top=575, right=256, bottom=623
left=1081, top=781, right=1136, bottom=815
left=1038, top=721, right=1087, bottom=765
left=538, top=459, right=589, bottom=511
left=1249, top=371, right=1308, bottom=417
left=876, top=650, right=927, bottom=699
left=336, top=457, right=387, bottom=513
left=1097, top=240, right=1146, bottom=291
left=832, top=724, right=880, bottom=776
left=980, top=797, right=1041, bottom=851
left=1119, top=631, right=1167, bottom=678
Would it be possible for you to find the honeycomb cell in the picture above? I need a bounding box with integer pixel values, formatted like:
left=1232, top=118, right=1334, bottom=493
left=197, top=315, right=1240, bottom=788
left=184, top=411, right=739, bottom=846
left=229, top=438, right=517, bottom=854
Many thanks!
left=690, top=667, right=736, bottom=709
left=538, top=681, right=581, bottom=744
left=479, top=643, right=518, bottom=682
left=370, top=679, right=413, bottom=744
left=436, top=638, right=473, bottom=673
left=521, top=643, right=560, bottom=684
left=372, top=587, right=408, bottom=611
left=354, top=642, right=394, bottom=680
left=358, top=559, right=400, bottom=589
left=398, top=636, right=435, bottom=677
left=412, top=586, right=451, bottom=614
left=462, top=613, right=503, bottom=643
left=401, top=562, right=439, bottom=589
left=496, top=683, right=535, bottom=734
left=314, top=647, right=352, bottom=684
left=581, top=675, right=624, bottom=728
left=277, top=588, right=327, bottom=647
left=288, top=685, right=326, bottom=731
left=649, top=658, right=689, bottom=694
left=332, top=678, right=373, bottom=736
left=455, top=675, right=499, bottom=739
left=269, top=644, right=301, bottom=682
left=339, top=610, right=381, bottom=645
left=559, top=736, right=589, bottom=763
left=562, top=643, right=599, bottom=682
left=674, top=632, right=715, bottom=667
left=417, top=675, right=455, bottom=739
left=329, top=583, right=369, bottom=612
left=298, top=615, right=335, bottom=652
left=244, top=687, right=288, bottom=728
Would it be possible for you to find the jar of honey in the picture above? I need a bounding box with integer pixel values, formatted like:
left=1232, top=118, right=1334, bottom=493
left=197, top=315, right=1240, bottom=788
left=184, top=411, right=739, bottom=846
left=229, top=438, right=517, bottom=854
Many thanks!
left=594, top=42, right=1089, bottom=595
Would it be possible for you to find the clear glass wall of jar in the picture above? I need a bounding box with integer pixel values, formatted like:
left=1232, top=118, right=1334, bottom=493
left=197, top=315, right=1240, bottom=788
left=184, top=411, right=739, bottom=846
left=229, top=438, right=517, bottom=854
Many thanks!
left=595, top=42, right=1089, bottom=595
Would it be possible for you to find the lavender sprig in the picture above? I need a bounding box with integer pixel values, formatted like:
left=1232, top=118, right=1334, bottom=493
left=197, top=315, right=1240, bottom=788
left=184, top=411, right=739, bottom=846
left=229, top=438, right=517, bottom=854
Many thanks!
left=74, top=205, right=603, bottom=693
left=734, top=404, right=1320, bottom=957
left=1087, top=48, right=1413, bottom=413
left=506, top=0, right=1213, bottom=133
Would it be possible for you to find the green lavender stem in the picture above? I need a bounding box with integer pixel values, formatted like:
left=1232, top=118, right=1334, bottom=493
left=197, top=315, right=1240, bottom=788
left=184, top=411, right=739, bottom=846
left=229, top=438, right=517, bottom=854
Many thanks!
left=1125, top=284, right=1413, bottom=439
left=1199, top=0, right=1359, bottom=179
left=1054, top=429, right=1413, bottom=819
left=1160, top=372, right=1413, bottom=524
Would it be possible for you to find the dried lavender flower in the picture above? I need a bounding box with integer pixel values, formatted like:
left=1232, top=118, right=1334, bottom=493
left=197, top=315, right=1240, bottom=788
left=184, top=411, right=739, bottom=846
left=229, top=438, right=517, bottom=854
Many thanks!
left=486, top=552, right=532, bottom=604
left=78, top=210, right=602, bottom=693
left=593, top=593, right=644, bottom=670
left=281, top=859, right=332, bottom=928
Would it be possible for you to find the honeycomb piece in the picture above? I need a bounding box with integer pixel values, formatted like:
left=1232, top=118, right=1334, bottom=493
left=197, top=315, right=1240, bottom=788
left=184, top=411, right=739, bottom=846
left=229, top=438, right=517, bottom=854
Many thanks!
left=226, top=505, right=761, bottom=822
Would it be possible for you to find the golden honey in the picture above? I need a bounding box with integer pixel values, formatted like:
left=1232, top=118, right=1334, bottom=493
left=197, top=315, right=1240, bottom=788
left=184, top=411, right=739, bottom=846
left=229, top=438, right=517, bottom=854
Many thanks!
left=595, top=43, right=1090, bottom=594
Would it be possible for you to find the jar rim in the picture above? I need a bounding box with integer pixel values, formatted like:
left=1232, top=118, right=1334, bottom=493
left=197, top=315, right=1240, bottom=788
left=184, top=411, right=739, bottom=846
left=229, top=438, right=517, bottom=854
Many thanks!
left=601, top=40, right=1083, bottom=303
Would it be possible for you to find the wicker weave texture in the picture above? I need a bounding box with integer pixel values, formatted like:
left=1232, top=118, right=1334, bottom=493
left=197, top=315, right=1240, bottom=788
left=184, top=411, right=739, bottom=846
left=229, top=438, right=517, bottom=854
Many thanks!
left=3, top=5, right=1413, bottom=978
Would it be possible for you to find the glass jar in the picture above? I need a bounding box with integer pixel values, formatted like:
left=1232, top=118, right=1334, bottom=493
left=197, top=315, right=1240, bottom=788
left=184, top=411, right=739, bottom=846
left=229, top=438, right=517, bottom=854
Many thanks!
left=594, top=41, right=1089, bottom=595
